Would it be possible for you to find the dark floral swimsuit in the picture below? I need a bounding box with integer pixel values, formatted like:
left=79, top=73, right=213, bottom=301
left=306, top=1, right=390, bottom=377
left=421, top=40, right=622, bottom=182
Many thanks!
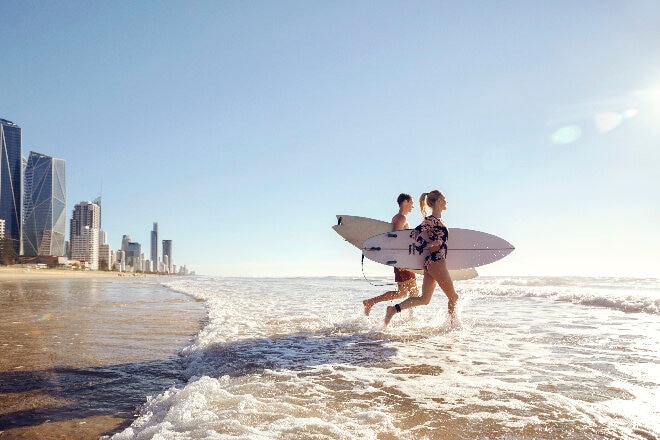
left=410, top=215, right=449, bottom=270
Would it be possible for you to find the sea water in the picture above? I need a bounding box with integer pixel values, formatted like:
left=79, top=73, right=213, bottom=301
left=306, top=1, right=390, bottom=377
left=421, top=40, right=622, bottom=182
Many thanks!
left=109, top=276, right=659, bottom=440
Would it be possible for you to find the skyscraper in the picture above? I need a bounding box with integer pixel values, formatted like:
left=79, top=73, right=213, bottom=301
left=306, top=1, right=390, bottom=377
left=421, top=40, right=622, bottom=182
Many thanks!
left=0, top=119, right=23, bottom=255
left=151, top=222, right=158, bottom=271
left=69, top=201, right=101, bottom=269
left=22, top=152, right=66, bottom=256
left=162, top=239, right=173, bottom=274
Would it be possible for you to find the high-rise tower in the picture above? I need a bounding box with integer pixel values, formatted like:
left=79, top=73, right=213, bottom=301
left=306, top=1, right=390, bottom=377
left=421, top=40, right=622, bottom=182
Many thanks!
left=162, top=239, right=173, bottom=273
left=0, top=119, right=23, bottom=255
left=69, top=201, right=101, bottom=269
left=22, top=152, right=66, bottom=256
left=151, top=222, right=159, bottom=271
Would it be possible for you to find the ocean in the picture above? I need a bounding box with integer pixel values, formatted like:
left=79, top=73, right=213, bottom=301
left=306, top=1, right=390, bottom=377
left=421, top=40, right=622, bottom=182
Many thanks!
left=109, top=276, right=659, bottom=440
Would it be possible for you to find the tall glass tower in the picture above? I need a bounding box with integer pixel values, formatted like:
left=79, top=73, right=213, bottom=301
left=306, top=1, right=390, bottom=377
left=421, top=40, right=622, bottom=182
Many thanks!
left=151, top=222, right=159, bottom=271
left=162, top=239, right=173, bottom=273
left=23, top=152, right=66, bottom=256
left=0, top=119, right=23, bottom=255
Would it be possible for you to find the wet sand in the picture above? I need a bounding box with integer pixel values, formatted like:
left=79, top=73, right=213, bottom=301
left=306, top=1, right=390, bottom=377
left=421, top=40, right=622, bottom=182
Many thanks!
left=0, top=274, right=206, bottom=439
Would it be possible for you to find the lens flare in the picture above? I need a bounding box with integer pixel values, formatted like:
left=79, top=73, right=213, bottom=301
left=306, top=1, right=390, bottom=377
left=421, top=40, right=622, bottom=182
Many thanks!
left=622, top=108, right=639, bottom=119
left=551, top=125, right=582, bottom=145
left=594, top=108, right=639, bottom=133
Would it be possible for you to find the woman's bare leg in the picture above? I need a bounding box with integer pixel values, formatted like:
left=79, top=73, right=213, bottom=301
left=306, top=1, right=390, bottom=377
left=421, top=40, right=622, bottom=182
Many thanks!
left=385, top=272, right=436, bottom=325
left=426, top=260, right=459, bottom=316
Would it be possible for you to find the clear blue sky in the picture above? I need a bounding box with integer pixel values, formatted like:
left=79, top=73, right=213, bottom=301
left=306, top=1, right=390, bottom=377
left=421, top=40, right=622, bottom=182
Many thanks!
left=2, top=1, right=658, bottom=277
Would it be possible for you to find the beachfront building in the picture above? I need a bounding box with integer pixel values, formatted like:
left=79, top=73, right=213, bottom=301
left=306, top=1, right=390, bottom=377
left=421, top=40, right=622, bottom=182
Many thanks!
left=150, top=222, right=158, bottom=272
left=0, top=219, right=5, bottom=239
left=22, top=152, right=66, bottom=257
left=0, top=118, right=23, bottom=256
left=69, top=201, right=101, bottom=270
left=162, top=239, right=172, bottom=274
left=125, top=241, right=141, bottom=270
left=99, top=243, right=111, bottom=270
left=114, top=249, right=125, bottom=272
left=97, top=229, right=111, bottom=270
left=70, top=226, right=99, bottom=270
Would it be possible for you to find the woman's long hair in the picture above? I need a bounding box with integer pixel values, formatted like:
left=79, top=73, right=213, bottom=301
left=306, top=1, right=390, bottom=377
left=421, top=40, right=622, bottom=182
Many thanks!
left=419, top=190, right=443, bottom=218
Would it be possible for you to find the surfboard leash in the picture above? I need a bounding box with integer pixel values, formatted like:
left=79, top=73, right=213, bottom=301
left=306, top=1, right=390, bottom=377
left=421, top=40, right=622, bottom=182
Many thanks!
left=361, top=254, right=397, bottom=287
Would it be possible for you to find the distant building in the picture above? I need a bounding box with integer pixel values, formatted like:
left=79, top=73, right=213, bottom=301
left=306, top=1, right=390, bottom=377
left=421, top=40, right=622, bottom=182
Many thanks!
left=121, top=234, right=131, bottom=254
left=150, top=222, right=158, bottom=272
left=0, top=118, right=23, bottom=255
left=126, top=241, right=141, bottom=269
left=99, top=243, right=111, bottom=270
left=69, top=201, right=101, bottom=269
left=98, top=229, right=107, bottom=246
left=162, top=239, right=173, bottom=274
left=114, top=250, right=125, bottom=272
left=71, top=226, right=99, bottom=270
left=0, top=219, right=5, bottom=239
left=22, top=152, right=66, bottom=257
left=97, top=229, right=110, bottom=270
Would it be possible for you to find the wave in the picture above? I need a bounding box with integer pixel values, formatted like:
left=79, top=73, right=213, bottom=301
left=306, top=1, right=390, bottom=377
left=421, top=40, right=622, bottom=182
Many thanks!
left=164, top=276, right=660, bottom=316
left=463, top=277, right=660, bottom=315
left=482, top=276, right=660, bottom=290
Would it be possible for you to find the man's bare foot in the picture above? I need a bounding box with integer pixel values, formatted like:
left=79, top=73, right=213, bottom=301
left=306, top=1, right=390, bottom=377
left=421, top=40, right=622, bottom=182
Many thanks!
left=384, top=305, right=397, bottom=326
left=363, top=299, right=374, bottom=316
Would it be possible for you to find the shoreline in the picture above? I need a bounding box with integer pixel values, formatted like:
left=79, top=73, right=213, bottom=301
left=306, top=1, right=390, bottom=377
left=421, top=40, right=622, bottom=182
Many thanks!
left=0, top=266, right=177, bottom=282
left=0, top=274, right=206, bottom=439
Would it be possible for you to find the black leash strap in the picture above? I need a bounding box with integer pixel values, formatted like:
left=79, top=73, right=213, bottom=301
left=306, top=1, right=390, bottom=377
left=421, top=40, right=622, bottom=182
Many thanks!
left=361, top=254, right=396, bottom=287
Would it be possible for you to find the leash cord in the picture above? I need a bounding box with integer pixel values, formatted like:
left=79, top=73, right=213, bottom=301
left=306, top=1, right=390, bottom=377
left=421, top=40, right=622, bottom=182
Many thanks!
left=361, top=254, right=396, bottom=287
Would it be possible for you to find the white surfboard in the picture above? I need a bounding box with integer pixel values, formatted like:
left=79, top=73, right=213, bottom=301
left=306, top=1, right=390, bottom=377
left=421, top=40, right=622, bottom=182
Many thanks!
left=362, top=227, right=514, bottom=271
left=332, top=215, right=479, bottom=281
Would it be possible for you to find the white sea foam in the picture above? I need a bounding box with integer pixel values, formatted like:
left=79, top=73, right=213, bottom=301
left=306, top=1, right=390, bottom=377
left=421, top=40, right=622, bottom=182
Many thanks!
left=109, top=276, right=660, bottom=440
left=463, top=276, right=660, bottom=315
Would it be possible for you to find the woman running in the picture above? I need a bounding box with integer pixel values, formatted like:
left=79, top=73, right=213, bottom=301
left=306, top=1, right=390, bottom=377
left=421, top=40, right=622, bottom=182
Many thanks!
left=384, top=190, right=459, bottom=325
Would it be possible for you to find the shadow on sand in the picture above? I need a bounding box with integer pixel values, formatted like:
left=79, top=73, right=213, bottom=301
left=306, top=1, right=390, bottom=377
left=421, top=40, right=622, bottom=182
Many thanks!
left=0, top=356, right=185, bottom=435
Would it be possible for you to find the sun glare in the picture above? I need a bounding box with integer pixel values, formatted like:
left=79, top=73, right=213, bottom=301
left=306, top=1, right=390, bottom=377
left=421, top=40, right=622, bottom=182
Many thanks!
left=550, top=87, right=660, bottom=145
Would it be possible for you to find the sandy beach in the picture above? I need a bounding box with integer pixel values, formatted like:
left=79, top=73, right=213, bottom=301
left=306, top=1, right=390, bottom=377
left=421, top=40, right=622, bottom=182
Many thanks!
left=0, top=266, right=160, bottom=282
left=0, top=270, right=206, bottom=439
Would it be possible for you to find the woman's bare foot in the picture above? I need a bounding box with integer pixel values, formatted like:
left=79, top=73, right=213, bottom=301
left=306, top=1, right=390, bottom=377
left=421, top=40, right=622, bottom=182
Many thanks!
left=448, top=295, right=458, bottom=316
left=384, top=305, right=397, bottom=326
left=363, top=299, right=375, bottom=316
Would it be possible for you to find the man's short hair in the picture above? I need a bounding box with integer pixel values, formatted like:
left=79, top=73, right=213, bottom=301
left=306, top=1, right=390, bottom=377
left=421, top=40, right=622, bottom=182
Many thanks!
left=397, top=193, right=412, bottom=205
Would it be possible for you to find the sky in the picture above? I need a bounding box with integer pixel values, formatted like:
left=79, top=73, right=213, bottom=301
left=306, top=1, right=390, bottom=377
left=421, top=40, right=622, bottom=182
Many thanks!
left=1, top=1, right=659, bottom=278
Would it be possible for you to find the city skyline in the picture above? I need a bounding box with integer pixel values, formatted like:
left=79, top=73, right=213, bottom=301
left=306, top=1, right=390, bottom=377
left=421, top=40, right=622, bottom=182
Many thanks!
left=0, top=115, right=187, bottom=273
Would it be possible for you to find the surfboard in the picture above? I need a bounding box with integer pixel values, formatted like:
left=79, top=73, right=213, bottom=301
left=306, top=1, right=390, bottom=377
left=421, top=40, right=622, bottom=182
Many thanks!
left=332, top=215, right=479, bottom=281
left=362, top=227, right=514, bottom=271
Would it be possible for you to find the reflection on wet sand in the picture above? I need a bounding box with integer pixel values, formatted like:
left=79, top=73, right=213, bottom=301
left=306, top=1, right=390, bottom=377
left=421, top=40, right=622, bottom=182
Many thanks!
left=0, top=278, right=205, bottom=439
